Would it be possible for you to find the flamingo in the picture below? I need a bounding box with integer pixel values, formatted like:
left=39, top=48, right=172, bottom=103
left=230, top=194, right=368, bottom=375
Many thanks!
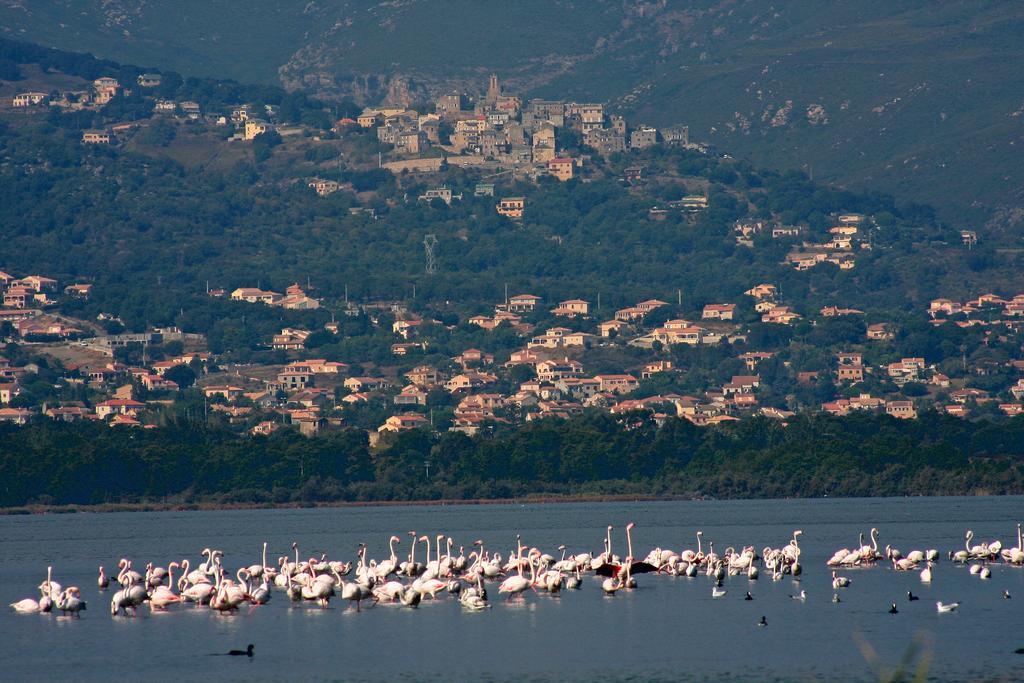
left=498, top=551, right=536, bottom=600
left=97, top=566, right=109, bottom=590
left=920, top=561, right=933, bottom=583
left=56, top=587, right=86, bottom=617
left=10, top=598, right=40, bottom=613
left=832, top=571, right=850, bottom=589
left=149, top=563, right=182, bottom=609
left=376, top=536, right=401, bottom=579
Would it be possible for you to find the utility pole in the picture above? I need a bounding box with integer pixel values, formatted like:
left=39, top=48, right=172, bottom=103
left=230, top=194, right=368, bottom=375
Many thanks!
left=424, top=235, right=438, bottom=274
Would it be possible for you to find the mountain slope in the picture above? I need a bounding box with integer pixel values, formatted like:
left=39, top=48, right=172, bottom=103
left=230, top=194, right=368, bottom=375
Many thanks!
left=2, top=1, right=1023, bottom=224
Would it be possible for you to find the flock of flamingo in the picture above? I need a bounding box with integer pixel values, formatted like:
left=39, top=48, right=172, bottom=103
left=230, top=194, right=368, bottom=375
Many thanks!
left=9, top=522, right=1023, bottom=621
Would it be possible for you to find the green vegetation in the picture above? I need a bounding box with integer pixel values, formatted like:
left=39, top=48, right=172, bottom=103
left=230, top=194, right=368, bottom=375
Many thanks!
left=2, top=412, right=1023, bottom=508
left=3, top=98, right=1015, bottom=358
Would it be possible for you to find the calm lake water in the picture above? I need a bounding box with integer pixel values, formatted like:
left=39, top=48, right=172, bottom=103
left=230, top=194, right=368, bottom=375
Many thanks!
left=3, top=497, right=1024, bottom=682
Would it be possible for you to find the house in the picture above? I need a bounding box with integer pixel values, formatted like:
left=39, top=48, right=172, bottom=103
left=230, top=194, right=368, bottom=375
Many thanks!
left=378, top=413, right=429, bottom=433
left=244, top=119, right=273, bottom=140
left=739, top=352, right=774, bottom=371
left=629, top=126, right=658, bottom=149
left=866, top=323, right=894, bottom=340
left=344, top=377, right=390, bottom=392
left=536, top=358, right=584, bottom=382
left=837, top=352, right=863, bottom=366
left=929, top=299, right=962, bottom=317
left=94, top=399, right=145, bottom=419
left=64, top=284, right=92, bottom=298
left=583, top=128, right=625, bottom=156
left=641, top=361, right=674, bottom=379
left=529, top=328, right=594, bottom=350
left=821, top=306, right=864, bottom=317
left=231, top=288, right=281, bottom=304
left=547, top=158, right=575, bottom=181
left=418, top=187, right=456, bottom=205
left=822, top=399, right=851, bottom=416
left=308, top=179, right=341, bottom=196
left=505, top=294, right=542, bottom=313
left=506, top=349, right=542, bottom=367
left=92, top=77, right=120, bottom=104
left=251, top=421, right=282, bottom=436
left=636, top=299, right=669, bottom=313
left=0, top=382, right=21, bottom=404
left=203, top=385, right=245, bottom=401
left=393, top=319, right=424, bottom=339
left=702, top=304, right=736, bottom=321
left=614, top=306, right=646, bottom=322
left=137, top=73, right=162, bottom=88
left=82, top=129, right=113, bottom=145
left=141, top=374, right=179, bottom=392
left=406, top=366, right=442, bottom=386
left=277, top=371, right=313, bottom=391
left=594, top=374, right=639, bottom=394
left=12, top=92, right=48, bottom=107
left=271, top=328, right=310, bottom=350
left=772, top=227, right=802, bottom=239
left=598, top=319, right=631, bottom=338
left=497, top=197, right=525, bottom=219
left=745, top=284, right=777, bottom=300
left=445, top=372, right=497, bottom=393
left=950, top=388, right=989, bottom=404
left=454, top=349, right=494, bottom=367
left=45, top=406, right=91, bottom=422
left=551, top=299, right=590, bottom=317
left=391, top=342, right=426, bottom=356
left=1000, top=403, right=1024, bottom=417
left=0, top=408, right=33, bottom=424
left=761, top=306, right=801, bottom=325
left=837, top=365, right=864, bottom=382
left=394, top=385, right=429, bottom=406
left=886, top=401, right=917, bottom=420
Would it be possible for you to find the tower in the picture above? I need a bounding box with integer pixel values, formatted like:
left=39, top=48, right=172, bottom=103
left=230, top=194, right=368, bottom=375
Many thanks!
left=424, top=234, right=438, bottom=274
left=486, top=74, right=500, bottom=105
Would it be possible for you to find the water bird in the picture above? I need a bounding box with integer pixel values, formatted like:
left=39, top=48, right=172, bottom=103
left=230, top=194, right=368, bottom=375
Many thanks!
left=831, top=571, right=850, bottom=589
left=229, top=644, right=254, bottom=657
left=936, top=601, right=959, bottom=613
left=907, top=591, right=919, bottom=601
left=711, top=584, right=727, bottom=598
left=744, top=591, right=753, bottom=601
left=789, top=590, right=806, bottom=601
left=758, top=616, right=767, bottom=627
left=1004, top=590, right=1011, bottom=599
left=97, top=566, right=109, bottom=590
left=888, top=603, right=898, bottom=614
left=832, top=593, right=841, bottom=603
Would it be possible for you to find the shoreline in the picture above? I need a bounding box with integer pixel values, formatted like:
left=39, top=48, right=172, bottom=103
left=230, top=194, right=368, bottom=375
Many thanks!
left=0, top=492, right=712, bottom=516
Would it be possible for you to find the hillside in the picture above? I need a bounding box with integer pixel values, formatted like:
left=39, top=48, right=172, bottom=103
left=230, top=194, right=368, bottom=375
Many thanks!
left=2, top=2, right=1023, bottom=226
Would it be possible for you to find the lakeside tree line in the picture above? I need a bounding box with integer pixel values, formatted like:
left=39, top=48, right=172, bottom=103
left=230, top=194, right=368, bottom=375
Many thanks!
left=3, top=412, right=1024, bottom=508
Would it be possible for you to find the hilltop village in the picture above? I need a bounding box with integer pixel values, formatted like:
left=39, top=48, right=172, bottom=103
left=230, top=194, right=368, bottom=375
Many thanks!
left=2, top=55, right=1023, bottom=444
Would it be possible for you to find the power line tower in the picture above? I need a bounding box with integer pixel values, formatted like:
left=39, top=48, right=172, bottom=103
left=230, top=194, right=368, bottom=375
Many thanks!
left=423, top=234, right=438, bottom=274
